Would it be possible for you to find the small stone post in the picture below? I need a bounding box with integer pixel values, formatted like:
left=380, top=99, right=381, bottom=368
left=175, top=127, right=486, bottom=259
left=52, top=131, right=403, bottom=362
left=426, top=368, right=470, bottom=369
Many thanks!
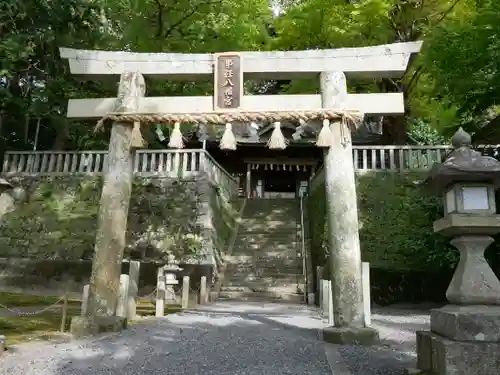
left=320, top=279, right=327, bottom=316
left=72, top=72, right=145, bottom=336
left=200, top=276, right=208, bottom=304
left=156, top=268, right=166, bottom=317
left=362, top=262, right=371, bottom=326
left=320, top=71, right=378, bottom=345
left=181, top=276, right=190, bottom=309
left=81, top=284, right=90, bottom=316
left=116, top=274, right=130, bottom=318
left=327, top=280, right=334, bottom=326
left=127, top=261, right=140, bottom=321
left=317, top=266, right=324, bottom=306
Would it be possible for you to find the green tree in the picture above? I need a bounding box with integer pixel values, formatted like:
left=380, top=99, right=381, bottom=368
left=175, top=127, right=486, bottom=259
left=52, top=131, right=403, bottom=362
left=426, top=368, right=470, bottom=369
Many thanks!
left=272, top=0, right=471, bottom=144
left=0, top=0, right=273, bottom=152
left=423, top=0, right=500, bottom=135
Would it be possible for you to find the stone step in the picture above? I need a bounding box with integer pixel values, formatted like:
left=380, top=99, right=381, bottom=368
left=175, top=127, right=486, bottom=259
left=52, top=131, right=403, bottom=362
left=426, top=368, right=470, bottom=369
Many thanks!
left=228, top=273, right=303, bottom=281
left=244, top=198, right=298, bottom=206
left=225, top=265, right=302, bottom=279
left=232, top=243, right=299, bottom=252
left=234, top=231, right=299, bottom=240
left=226, top=263, right=302, bottom=278
left=226, top=250, right=299, bottom=258
left=226, top=258, right=301, bottom=268
left=231, top=246, right=299, bottom=254
left=226, top=276, right=300, bottom=286
left=243, top=204, right=298, bottom=216
left=225, top=253, right=299, bottom=264
left=233, top=234, right=299, bottom=246
left=242, top=210, right=298, bottom=219
left=227, top=270, right=302, bottom=281
left=227, top=264, right=303, bottom=276
left=231, top=246, right=299, bottom=256
left=225, top=267, right=302, bottom=279
left=243, top=204, right=298, bottom=212
left=238, top=219, right=299, bottom=233
left=217, top=291, right=304, bottom=304
left=220, top=284, right=304, bottom=296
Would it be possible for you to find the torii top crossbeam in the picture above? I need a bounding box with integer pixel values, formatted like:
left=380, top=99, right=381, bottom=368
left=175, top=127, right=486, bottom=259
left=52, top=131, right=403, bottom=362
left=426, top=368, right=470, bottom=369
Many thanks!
left=60, top=42, right=421, bottom=80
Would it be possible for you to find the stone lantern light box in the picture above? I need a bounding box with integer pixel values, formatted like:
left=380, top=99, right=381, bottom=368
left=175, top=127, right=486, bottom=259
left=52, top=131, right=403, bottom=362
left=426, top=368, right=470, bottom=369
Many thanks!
left=445, top=184, right=495, bottom=215
left=422, top=127, right=500, bottom=238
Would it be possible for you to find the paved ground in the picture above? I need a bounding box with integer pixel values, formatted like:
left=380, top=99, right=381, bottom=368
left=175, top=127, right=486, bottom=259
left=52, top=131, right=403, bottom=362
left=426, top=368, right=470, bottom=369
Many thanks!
left=0, top=301, right=430, bottom=375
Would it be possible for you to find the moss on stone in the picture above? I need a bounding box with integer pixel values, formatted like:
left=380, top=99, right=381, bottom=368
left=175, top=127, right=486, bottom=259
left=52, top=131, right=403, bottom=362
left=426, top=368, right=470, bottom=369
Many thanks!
left=0, top=176, right=204, bottom=261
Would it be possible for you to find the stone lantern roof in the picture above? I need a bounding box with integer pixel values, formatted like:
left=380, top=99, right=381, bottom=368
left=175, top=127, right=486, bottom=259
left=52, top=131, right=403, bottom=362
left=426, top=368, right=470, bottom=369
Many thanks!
left=421, top=127, right=500, bottom=193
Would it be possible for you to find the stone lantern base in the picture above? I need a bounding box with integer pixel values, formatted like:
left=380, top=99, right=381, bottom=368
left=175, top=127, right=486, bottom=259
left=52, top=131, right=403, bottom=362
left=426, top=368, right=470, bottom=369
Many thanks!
left=412, top=305, right=500, bottom=375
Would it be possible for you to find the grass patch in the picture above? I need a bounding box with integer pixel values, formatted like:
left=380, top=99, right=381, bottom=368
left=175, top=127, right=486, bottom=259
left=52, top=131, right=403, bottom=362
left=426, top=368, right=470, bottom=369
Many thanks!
left=135, top=301, right=183, bottom=317
left=0, top=292, right=72, bottom=307
left=0, top=306, right=80, bottom=345
left=0, top=294, right=182, bottom=345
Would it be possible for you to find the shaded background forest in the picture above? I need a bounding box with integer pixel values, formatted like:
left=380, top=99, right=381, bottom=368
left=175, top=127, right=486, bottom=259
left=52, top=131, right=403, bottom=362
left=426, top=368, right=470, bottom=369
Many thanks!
left=1, top=0, right=499, bottom=154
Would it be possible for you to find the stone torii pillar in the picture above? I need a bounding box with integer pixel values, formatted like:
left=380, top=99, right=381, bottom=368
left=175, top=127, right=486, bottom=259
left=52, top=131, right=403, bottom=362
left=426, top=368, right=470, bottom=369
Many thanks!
left=320, top=71, right=379, bottom=345
left=70, top=72, right=145, bottom=336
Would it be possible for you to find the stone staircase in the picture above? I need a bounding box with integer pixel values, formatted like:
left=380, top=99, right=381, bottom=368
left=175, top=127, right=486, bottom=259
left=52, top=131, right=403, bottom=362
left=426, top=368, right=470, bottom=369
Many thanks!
left=219, top=198, right=305, bottom=303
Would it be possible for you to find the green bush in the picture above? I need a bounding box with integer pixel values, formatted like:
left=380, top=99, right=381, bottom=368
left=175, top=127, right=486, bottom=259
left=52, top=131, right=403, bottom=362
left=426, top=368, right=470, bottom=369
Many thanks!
left=309, top=172, right=457, bottom=272
left=357, top=172, right=456, bottom=271
left=308, top=171, right=466, bottom=304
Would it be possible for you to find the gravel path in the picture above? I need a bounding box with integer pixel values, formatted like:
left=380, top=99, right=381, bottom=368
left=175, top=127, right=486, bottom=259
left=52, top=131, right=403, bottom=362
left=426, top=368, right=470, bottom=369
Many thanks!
left=0, top=302, right=332, bottom=375
left=0, top=302, right=431, bottom=375
left=331, top=307, right=430, bottom=375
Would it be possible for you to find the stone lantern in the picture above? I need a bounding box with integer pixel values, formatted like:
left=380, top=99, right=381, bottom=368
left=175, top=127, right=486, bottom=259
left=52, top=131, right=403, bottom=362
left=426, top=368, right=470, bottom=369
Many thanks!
left=155, top=253, right=183, bottom=317
left=413, top=128, right=500, bottom=375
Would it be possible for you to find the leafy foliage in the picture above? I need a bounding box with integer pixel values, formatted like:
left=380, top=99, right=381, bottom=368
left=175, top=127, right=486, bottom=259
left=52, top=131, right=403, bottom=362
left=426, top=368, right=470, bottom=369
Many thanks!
left=407, top=119, right=447, bottom=145
left=308, top=172, right=457, bottom=273
left=422, top=0, right=500, bottom=133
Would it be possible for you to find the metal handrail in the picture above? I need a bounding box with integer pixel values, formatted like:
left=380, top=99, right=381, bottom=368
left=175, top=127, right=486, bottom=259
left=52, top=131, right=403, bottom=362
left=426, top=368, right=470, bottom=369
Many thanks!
left=299, top=195, right=308, bottom=303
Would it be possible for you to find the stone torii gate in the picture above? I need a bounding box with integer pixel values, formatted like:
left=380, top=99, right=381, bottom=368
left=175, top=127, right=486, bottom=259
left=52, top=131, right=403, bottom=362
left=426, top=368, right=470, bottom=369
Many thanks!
left=60, top=42, right=422, bottom=340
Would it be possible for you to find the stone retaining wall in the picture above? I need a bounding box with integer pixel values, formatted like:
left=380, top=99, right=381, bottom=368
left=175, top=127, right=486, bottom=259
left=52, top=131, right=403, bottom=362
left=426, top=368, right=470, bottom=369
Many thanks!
left=0, top=258, right=212, bottom=297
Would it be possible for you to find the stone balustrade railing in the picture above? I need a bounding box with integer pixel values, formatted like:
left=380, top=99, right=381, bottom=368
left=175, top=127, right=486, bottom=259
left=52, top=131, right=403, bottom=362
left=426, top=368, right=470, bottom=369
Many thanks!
left=310, top=144, right=500, bottom=192
left=1, top=149, right=238, bottom=197
left=4, top=145, right=500, bottom=196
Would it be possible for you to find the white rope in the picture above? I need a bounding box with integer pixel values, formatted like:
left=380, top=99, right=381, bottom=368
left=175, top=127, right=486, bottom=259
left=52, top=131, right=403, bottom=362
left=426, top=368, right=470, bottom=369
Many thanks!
left=95, top=109, right=363, bottom=131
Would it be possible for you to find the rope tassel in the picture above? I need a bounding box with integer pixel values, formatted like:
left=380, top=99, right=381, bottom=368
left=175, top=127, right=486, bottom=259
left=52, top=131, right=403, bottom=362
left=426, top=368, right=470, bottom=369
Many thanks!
left=316, top=119, right=333, bottom=147
left=130, top=121, right=146, bottom=148
left=219, top=123, right=237, bottom=150
left=267, top=122, right=287, bottom=150
left=168, top=122, right=184, bottom=149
